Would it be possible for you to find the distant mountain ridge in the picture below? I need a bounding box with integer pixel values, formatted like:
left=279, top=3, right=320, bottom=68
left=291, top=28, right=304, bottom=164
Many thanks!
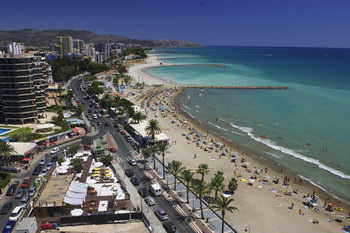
left=0, top=29, right=200, bottom=48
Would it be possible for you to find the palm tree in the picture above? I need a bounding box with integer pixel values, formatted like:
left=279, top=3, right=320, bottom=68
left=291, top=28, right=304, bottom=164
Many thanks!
left=142, top=146, right=157, bottom=169
left=156, top=141, right=170, bottom=179
left=212, top=195, right=238, bottom=233
left=123, top=75, right=132, bottom=86
left=210, top=171, right=225, bottom=200
left=145, top=119, right=161, bottom=140
left=191, top=179, right=211, bottom=219
left=167, top=160, right=184, bottom=191
left=132, top=112, right=146, bottom=124
left=0, top=141, right=15, bottom=165
left=196, top=163, right=210, bottom=183
left=227, top=177, right=238, bottom=194
left=181, top=169, right=194, bottom=203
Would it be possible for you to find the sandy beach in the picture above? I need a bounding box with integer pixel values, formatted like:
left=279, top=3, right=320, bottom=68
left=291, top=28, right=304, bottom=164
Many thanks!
left=126, top=54, right=350, bottom=233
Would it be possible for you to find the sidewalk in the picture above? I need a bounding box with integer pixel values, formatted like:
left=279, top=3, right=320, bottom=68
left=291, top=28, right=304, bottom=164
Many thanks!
left=111, top=160, right=167, bottom=233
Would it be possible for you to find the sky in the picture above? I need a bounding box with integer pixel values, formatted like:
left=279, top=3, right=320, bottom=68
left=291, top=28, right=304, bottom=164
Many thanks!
left=1, top=0, right=350, bottom=47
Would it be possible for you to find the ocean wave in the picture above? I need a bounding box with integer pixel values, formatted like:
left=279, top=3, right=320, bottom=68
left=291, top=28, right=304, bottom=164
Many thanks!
left=230, top=130, right=245, bottom=136
left=182, top=104, right=190, bottom=110
left=265, top=151, right=283, bottom=159
left=298, top=175, right=327, bottom=193
left=208, top=121, right=228, bottom=131
left=229, top=122, right=350, bottom=180
left=195, top=105, right=200, bottom=109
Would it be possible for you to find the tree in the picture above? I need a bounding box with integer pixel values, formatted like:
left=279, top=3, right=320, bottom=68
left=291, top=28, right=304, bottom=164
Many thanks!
left=167, top=160, right=184, bottom=191
left=212, top=195, right=238, bottom=233
left=145, top=119, right=161, bottom=140
left=68, top=144, right=80, bottom=156
left=142, top=146, right=157, bottom=169
left=117, top=64, right=127, bottom=75
left=123, top=75, right=132, bottom=86
left=71, top=158, right=83, bottom=173
left=196, top=163, right=210, bottom=183
left=227, top=177, right=238, bottom=194
left=100, top=154, right=113, bottom=166
left=156, top=141, right=170, bottom=179
left=58, top=157, right=65, bottom=166
left=132, top=112, right=146, bottom=124
left=87, top=81, right=104, bottom=95
left=181, top=169, right=194, bottom=203
left=191, top=179, right=211, bottom=219
left=0, top=142, right=15, bottom=165
left=210, top=171, right=225, bottom=200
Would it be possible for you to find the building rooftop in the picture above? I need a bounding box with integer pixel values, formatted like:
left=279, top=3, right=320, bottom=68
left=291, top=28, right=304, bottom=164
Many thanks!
left=55, top=222, right=149, bottom=233
left=14, top=217, right=37, bottom=230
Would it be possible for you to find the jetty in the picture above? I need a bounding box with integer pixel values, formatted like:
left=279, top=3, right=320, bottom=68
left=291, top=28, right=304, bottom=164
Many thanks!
left=184, top=85, right=288, bottom=90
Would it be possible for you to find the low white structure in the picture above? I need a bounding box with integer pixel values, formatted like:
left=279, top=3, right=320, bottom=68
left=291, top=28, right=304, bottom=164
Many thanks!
left=13, top=217, right=37, bottom=233
left=64, top=181, right=87, bottom=206
left=128, top=120, right=169, bottom=142
left=8, top=142, right=37, bottom=156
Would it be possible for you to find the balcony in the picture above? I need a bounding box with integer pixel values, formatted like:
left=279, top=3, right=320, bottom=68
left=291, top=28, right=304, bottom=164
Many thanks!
left=4, top=112, right=37, bottom=119
left=4, top=107, right=37, bottom=114
left=2, top=89, right=34, bottom=95
left=2, top=95, right=36, bottom=101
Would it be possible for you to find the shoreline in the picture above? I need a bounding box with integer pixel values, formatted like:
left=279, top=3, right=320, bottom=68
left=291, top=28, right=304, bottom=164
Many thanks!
left=128, top=52, right=350, bottom=232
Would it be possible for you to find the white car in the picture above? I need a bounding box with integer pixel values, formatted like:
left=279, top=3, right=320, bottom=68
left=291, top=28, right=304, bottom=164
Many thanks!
left=39, top=159, right=45, bottom=165
left=51, top=147, right=59, bottom=154
left=9, top=206, right=24, bottom=221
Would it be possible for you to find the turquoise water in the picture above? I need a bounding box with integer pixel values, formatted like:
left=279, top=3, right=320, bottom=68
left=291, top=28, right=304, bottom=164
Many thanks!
left=148, top=46, right=350, bottom=202
left=0, top=128, right=11, bottom=135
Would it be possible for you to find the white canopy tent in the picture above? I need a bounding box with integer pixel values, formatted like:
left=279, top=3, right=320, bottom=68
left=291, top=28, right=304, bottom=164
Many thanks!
left=64, top=181, right=87, bottom=206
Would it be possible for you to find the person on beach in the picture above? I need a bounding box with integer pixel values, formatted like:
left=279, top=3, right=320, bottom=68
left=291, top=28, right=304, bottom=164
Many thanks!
left=194, top=153, right=197, bottom=159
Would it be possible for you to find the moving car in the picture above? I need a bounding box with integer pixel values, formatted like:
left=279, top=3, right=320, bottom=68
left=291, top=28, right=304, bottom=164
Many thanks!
left=163, top=221, right=177, bottom=233
left=144, top=196, right=156, bottom=206
left=0, top=202, right=13, bottom=215
left=20, top=177, right=32, bottom=189
left=2, top=220, right=16, bottom=233
left=28, top=186, right=36, bottom=197
left=154, top=208, right=168, bottom=221
left=32, top=165, right=42, bottom=176
left=138, top=187, right=149, bottom=198
left=150, top=183, right=162, bottom=196
left=15, top=189, right=25, bottom=199
left=20, top=193, right=29, bottom=205
left=125, top=169, right=134, bottom=177
left=130, top=176, right=141, bottom=186
left=39, top=159, right=45, bottom=165
left=128, top=159, right=137, bottom=166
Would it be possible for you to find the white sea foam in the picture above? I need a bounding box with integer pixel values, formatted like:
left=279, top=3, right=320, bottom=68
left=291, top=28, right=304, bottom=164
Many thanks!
left=182, top=104, right=190, bottom=110
left=208, top=121, right=228, bottom=131
left=229, top=122, right=350, bottom=180
left=265, top=151, right=283, bottom=159
left=195, top=105, right=200, bottom=109
left=298, top=175, right=328, bottom=193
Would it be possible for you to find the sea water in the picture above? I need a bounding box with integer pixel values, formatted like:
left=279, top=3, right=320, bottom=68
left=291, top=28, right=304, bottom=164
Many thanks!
left=147, top=46, right=350, bottom=202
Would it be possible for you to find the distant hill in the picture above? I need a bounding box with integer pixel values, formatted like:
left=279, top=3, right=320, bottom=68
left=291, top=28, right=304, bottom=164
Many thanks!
left=0, top=29, right=199, bottom=48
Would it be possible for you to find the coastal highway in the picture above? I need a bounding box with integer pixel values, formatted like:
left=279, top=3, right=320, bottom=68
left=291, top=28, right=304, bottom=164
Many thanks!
left=71, top=77, right=196, bottom=233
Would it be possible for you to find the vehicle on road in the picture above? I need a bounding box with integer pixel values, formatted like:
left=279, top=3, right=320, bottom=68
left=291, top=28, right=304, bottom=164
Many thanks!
left=2, top=220, right=16, bottom=233
left=130, top=176, right=141, bottom=186
left=128, top=159, right=137, bottom=166
left=144, top=196, right=156, bottom=206
left=15, top=189, right=25, bottom=199
left=163, top=221, right=177, bottom=233
left=0, top=202, right=13, bottom=215
left=50, top=147, right=59, bottom=154
left=154, top=208, right=169, bottom=221
left=9, top=206, right=24, bottom=221
left=150, top=183, right=162, bottom=196
left=39, top=159, right=45, bottom=165
left=28, top=186, right=36, bottom=197
left=6, top=183, right=17, bottom=196
left=138, top=187, right=149, bottom=198
left=125, top=169, right=134, bottom=177
left=20, top=193, right=29, bottom=205
left=20, top=177, right=32, bottom=189
left=32, top=165, right=42, bottom=176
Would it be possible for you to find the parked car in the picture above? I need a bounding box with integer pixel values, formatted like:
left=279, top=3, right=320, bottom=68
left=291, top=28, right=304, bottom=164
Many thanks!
left=138, top=187, right=149, bottom=198
left=2, top=220, right=16, bottom=233
left=20, top=177, right=32, bottom=189
left=0, top=202, right=13, bottom=215
left=8, top=206, right=24, bottom=221
left=6, top=184, right=17, bottom=196
left=154, top=208, right=168, bottom=221
left=144, top=196, right=156, bottom=206
left=0, top=167, right=19, bottom=173
left=50, top=147, right=59, bottom=154
left=125, top=169, right=134, bottom=177
left=20, top=193, right=29, bottom=205
left=15, top=189, right=25, bottom=199
left=128, top=159, right=137, bottom=166
left=130, top=176, right=141, bottom=186
left=28, top=186, right=36, bottom=197
left=163, top=221, right=177, bottom=233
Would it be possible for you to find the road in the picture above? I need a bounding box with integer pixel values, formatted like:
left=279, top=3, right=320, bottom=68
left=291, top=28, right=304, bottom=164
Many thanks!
left=71, top=77, right=196, bottom=233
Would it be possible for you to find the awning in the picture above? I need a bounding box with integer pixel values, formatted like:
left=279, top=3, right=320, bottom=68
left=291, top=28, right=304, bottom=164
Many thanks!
left=22, top=157, right=31, bottom=162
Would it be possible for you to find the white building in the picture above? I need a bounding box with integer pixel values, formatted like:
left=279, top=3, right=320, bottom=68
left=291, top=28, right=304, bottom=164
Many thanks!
left=85, top=44, right=96, bottom=62
left=7, top=42, right=24, bottom=56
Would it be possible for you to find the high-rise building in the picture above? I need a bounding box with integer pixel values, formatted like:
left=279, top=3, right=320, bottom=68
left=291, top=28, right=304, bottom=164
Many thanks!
left=57, top=36, right=73, bottom=55
left=84, top=44, right=96, bottom=62
left=73, top=39, right=85, bottom=54
left=7, top=42, right=24, bottom=56
left=0, top=55, right=49, bottom=124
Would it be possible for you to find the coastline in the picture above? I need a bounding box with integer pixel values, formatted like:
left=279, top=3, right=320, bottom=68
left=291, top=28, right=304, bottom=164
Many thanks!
left=128, top=53, right=350, bottom=233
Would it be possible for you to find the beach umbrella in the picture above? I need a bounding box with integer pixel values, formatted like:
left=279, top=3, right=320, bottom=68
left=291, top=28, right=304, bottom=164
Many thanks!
left=94, top=162, right=103, bottom=167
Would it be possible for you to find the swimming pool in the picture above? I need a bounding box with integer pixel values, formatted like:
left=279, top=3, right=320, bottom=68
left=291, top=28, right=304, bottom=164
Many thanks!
left=0, top=128, right=12, bottom=136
